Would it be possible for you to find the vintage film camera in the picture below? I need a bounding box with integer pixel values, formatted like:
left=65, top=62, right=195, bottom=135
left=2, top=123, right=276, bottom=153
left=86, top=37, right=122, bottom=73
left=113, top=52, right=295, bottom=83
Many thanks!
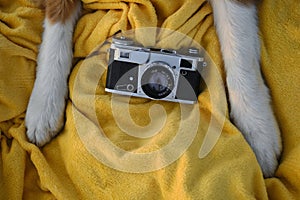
left=105, top=36, right=206, bottom=104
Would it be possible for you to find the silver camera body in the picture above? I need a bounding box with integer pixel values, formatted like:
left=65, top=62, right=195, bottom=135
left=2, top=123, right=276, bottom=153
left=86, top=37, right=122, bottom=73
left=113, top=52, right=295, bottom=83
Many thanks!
left=105, top=37, right=206, bottom=104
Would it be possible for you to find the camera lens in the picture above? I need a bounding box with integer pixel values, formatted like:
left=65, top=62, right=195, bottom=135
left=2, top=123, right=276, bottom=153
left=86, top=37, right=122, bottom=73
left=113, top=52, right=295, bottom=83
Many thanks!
left=141, top=63, right=174, bottom=99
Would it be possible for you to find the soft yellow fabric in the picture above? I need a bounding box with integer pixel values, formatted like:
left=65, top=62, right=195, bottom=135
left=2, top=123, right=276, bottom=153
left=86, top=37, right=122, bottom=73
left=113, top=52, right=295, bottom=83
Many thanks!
left=0, top=0, right=299, bottom=199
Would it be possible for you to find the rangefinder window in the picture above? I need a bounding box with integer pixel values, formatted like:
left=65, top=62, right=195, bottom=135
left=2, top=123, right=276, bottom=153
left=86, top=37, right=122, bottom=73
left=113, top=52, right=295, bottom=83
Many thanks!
left=180, top=59, right=193, bottom=69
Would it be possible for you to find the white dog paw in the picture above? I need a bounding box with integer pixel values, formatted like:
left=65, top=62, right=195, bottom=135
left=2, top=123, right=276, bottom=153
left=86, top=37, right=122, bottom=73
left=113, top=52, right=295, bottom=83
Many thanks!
left=250, top=135, right=281, bottom=178
left=233, top=109, right=282, bottom=178
left=25, top=87, right=66, bottom=146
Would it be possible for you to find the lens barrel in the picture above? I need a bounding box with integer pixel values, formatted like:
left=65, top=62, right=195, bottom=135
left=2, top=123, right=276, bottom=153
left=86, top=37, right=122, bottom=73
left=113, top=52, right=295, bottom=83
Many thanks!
left=141, top=62, right=175, bottom=99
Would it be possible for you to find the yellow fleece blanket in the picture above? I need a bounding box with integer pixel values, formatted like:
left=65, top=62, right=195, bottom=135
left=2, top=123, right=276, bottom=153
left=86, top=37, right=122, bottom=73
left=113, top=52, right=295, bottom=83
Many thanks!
left=1, top=0, right=300, bottom=199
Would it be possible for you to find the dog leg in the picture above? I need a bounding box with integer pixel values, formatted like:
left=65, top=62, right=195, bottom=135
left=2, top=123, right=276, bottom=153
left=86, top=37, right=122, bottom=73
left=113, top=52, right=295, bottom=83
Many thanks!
left=25, top=0, right=81, bottom=146
left=208, top=0, right=282, bottom=177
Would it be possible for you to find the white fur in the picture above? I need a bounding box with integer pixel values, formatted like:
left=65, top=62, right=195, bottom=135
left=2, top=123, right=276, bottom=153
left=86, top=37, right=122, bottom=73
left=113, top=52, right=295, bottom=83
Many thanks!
left=25, top=4, right=81, bottom=146
left=209, top=0, right=281, bottom=177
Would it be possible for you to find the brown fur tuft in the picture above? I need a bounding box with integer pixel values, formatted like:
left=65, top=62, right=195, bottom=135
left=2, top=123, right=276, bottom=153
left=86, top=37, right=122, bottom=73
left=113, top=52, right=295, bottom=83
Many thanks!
left=30, top=0, right=45, bottom=9
left=46, top=0, right=79, bottom=23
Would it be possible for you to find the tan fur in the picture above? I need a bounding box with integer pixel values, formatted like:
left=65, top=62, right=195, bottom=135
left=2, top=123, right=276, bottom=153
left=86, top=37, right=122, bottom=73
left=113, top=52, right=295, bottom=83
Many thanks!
left=45, top=0, right=79, bottom=23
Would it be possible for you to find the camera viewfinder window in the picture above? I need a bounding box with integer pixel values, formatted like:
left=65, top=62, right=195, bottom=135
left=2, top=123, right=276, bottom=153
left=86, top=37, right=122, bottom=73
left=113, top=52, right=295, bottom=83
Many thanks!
left=120, top=52, right=130, bottom=58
